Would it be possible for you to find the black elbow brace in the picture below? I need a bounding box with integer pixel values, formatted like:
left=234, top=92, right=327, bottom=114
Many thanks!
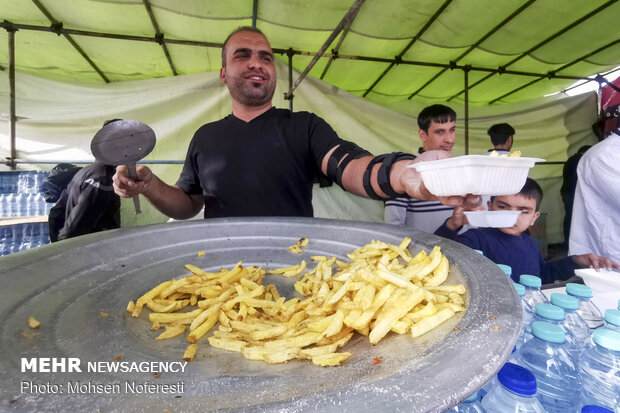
left=363, top=152, right=417, bottom=200
left=326, top=141, right=372, bottom=188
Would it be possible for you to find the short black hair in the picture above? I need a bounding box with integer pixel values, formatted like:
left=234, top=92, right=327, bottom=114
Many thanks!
left=492, top=177, right=543, bottom=211
left=417, top=104, right=456, bottom=133
left=221, top=26, right=267, bottom=67
left=487, top=123, right=515, bottom=146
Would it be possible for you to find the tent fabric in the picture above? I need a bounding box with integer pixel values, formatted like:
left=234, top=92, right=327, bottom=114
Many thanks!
left=0, top=59, right=599, bottom=244
left=1, top=0, right=620, bottom=106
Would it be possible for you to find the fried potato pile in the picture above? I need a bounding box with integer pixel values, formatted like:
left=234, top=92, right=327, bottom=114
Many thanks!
left=127, top=237, right=466, bottom=366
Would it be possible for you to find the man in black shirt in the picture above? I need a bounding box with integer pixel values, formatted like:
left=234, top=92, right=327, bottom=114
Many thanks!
left=113, top=27, right=478, bottom=219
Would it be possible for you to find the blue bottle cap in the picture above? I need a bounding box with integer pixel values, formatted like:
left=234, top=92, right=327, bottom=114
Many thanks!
left=497, top=362, right=537, bottom=396
left=566, top=283, right=592, bottom=298
left=550, top=293, right=579, bottom=310
left=582, top=405, right=614, bottom=413
left=604, top=309, right=620, bottom=327
left=531, top=320, right=565, bottom=343
left=512, top=282, right=525, bottom=297
left=519, top=274, right=541, bottom=288
left=534, top=303, right=564, bottom=321
left=592, top=328, right=620, bottom=351
left=464, top=391, right=479, bottom=402
left=473, top=249, right=484, bottom=255
left=497, top=264, right=512, bottom=276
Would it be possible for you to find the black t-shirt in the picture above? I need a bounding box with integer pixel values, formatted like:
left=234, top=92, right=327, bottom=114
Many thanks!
left=176, top=107, right=346, bottom=218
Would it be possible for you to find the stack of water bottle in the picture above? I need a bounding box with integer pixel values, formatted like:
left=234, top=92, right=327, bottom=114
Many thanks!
left=448, top=264, right=620, bottom=413
left=0, top=171, right=52, bottom=257
left=0, top=171, right=52, bottom=217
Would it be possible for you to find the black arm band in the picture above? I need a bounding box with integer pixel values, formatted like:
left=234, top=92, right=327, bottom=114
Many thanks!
left=377, top=152, right=417, bottom=198
left=326, top=141, right=371, bottom=188
left=362, top=154, right=387, bottom=200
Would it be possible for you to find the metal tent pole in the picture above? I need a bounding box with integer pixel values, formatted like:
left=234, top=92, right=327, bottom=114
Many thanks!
left=7, top=25, right=17, bottom=169
left=464, top=67, right=470, bottom=155
left=284, top=0, right=365, bottom=100
left=287, top=49, right=294, bottom=111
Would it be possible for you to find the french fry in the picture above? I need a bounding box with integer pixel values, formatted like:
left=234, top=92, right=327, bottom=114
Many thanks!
left=28, top=316, right=41, bottom=329
left=369, top=289, right=425, bottom=344
left=311, top=352, right=352, bottom=367
left=133, top=280, right=173, bottom=317
left=156, top=324, right=186, bottom=340
left=183, top=344, right=198, bottom=361
left=410, top=308, right=455, bottom=338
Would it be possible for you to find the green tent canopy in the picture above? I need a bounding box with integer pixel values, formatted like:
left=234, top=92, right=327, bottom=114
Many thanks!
left=1, top=0, right=619, bottom=105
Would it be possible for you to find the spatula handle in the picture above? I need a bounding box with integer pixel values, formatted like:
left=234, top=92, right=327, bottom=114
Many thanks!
left=126, top=163, right=141, bottom=214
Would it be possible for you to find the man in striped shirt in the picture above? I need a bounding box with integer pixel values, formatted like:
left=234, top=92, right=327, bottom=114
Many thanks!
left=384, top=104, right=456, bottom=233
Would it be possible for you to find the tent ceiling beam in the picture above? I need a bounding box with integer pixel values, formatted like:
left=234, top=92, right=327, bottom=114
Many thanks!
left=30, top=0, right=109, bottom=83
left=319, top=3, right=362, bottom=81
left=448, top=0, right=618, bottom=101
left=362, top=0, right=453, bottom=98
left=284, top=0, right=366, bottom=100
left=489, top=38, right=620, bottom=104
left=407, top=0, right=536, bottom=100
left=142, top=0, right=177, bottom=76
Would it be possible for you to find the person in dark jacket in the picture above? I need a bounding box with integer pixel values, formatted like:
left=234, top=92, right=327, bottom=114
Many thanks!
left=49, top=123, right=121, bottom=242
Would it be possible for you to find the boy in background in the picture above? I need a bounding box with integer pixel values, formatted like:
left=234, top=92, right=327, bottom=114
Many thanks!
left=434, top=178, right=619, bottom=283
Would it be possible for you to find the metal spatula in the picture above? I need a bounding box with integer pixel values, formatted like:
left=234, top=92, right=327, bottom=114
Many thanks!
left=90, top=120, right=156, bottom=214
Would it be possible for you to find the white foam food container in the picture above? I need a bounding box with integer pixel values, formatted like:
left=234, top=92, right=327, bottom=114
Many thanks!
left=409, top=155, right=545, bottom=196
left=574, top=268, right=620, bottom=292
left=463, top=210, right=521, bottom=228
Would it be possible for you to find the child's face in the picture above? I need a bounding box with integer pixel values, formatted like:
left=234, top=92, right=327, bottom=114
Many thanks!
left=488, top=194, right=540, bottom=236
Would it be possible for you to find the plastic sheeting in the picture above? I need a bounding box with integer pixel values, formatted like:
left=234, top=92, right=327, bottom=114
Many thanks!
left=0, top=59, right=599, bottom=243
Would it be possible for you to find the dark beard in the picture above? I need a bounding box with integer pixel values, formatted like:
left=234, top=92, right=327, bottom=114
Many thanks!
left=228, top=78, right=275, bottom=107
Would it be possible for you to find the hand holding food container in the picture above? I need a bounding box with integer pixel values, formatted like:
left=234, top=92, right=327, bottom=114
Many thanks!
left=401, top=150, right=489, bottom=210
left=409, top=153, right=544, bottom=228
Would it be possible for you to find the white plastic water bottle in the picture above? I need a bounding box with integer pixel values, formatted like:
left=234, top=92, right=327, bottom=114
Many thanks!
left=0, top=194, right=8, bottom=217
left=602, top=309, right=620, bottom=333
left=479, top=346, right=519, bottom=399
left=6, top=193, right=16, bottom=217
left=519, top=274, right=548, bottom=309
left=16, top=193, right=26, bottom=217
left=447, top=391, right=486, bottom=412
left=578, top=328, right=620, bottom=411
left=517, top=321, right=580, bottom=412
left=566, top=283, right=604, bottom=329
left=513, top=282, right=534, bottom=349
left=480, top=363, right=546, bottom=412
left=551, top=293, right=591, bottom=348
left=581, top=405, right=614, bottom=413
left=33, top=193, right=45, bottom=215
left=521, top=302, right=581, bottom=360
left=497, top=264, right=512, bottom=279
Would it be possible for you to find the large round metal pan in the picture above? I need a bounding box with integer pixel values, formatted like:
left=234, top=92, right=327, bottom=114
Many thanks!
left=0, top=217, right=520, bottom=412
